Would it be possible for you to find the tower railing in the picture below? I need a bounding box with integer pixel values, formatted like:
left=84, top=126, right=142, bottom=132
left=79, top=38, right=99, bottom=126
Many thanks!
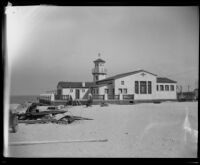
left=92, top=68, right=107, bottom=74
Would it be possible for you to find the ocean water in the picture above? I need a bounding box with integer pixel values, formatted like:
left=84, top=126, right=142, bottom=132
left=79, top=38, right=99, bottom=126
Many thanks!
left=10, top=95, right=39, bottom=104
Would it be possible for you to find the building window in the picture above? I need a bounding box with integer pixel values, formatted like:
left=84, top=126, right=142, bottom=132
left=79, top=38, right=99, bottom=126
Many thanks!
left=105, top=89, right=109, bottom=94
left=121, top=81, right=124, bottom=85
left=82, top=89, right=85, bottom=92
left=96, top=89, right=99, bottom=94
left=57, top=89, right=62, bottom=95
left=170, top=85, right=174, bottom=91
left=140, top=81, right=147, bottom=94
left=160, top=85, right=164, bottom=91
left=70, top=89, right=73, bottom=92
left=148, top=81, right=152, bottom=94
left=135, top=81, right=139, bottom=94
left=96, top=76, right=98, bottom=81
left=165, top=85, right=169, bottom=91
left=113, top=89, right=115, bottom=95
left=118, top=88, right=122, bottom=94
left=157, top=85, right=159, bottom=91
left=123, top=88, right=127, bottom=94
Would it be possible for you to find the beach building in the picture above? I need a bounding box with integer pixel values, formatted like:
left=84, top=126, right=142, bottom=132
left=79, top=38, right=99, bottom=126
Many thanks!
left=56, top=82, right=94, bottom=100
left=93, top=69, right=177, bottom=101
left=39, top=54, right=177, bottom=104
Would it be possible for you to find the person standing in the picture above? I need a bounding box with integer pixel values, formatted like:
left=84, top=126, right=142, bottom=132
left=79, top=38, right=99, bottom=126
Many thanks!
left=87, top=93, right=93, bottom=107
left=69, top=95, right=73, bottom=106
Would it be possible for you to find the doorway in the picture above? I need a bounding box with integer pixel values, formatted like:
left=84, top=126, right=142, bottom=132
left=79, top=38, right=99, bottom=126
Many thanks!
left=75, top=89, right=80, bottom=99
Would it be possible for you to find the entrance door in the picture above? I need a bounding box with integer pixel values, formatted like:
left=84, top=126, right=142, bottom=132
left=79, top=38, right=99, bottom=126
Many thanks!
left=75, top=89, right=80, bottom=99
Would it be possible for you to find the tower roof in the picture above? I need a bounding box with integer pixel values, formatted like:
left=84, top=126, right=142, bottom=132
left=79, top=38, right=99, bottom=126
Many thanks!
left=93, top=58, right=105, bottom=63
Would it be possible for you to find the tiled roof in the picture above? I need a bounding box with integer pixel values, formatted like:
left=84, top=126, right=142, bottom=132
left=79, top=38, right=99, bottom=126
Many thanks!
left=57, top=82, right=94, bottom=88
left=157, top=77, right=177, bottom=83
left=96, top=70, right=157, bottom=83
left=93, top=58, right=105, bottom=63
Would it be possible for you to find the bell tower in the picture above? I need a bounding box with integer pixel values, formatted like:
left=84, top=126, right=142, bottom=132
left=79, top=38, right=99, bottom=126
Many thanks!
left=92, top=53, right=107, bottom=82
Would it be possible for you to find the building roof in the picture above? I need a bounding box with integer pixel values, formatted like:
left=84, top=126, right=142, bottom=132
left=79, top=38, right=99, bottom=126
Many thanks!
left=96, top=69, right=157, bottom=83
left=156, top=77, right=177, bottom=83
left=57, top=82, right=94, bottom=88
left=93, top=58, right=105, bottom=63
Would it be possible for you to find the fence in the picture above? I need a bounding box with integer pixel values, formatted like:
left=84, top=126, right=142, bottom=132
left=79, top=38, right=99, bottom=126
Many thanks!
left=55, top=95, right=69, bottom=100
left=93, top=95, right=104, bottom=100
left=54, top=94, right=134, bottom=101
left=123, top=94, right=134, bottom=100
left=108, top=95, right=120, bottom=100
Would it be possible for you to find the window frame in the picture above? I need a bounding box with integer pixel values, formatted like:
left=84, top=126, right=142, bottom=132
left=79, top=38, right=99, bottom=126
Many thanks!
left=135, top=81, right=139, bottom=94
left=148, top=81, right=152, bottom=94
left=118, top=88, right=123, bottom=94
left=157, top=85, right=159, bottom=91
left=140, top=81, right=147, bottom=94
left=170, top=85, right=174, bottom=91
left=123, top=88, right=127, bottom=94
left=165, top=85, right=169, bottom=91
left=160, top=85, right=164, bottom=91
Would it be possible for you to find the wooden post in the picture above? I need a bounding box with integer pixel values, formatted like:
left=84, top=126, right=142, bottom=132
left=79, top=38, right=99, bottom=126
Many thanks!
left=104, top=94, right=108, bottom=100
left=119, top=94, right=123, bottom=100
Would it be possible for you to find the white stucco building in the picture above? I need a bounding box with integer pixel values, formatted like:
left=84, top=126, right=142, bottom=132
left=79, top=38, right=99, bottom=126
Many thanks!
left=93, top=69, right=177, bottom=101
left=53, top=55, right=177, bottom=101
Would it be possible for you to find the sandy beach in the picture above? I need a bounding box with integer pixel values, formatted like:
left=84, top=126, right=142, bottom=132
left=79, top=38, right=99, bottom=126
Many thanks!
left=8, top=101, right=198, bottom=158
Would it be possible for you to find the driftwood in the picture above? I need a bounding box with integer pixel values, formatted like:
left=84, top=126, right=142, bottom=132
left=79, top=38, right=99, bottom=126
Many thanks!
left=9, top=139, right=108, bottom=146
left=18, top=103, right=92, bottom=124
left=70, top=116, right=93, bottom=120
left=18, top=119, right=56, bottom=124
left=18, top=115, right=93, bottom=124
left=26, top=110, right=67, bottom=116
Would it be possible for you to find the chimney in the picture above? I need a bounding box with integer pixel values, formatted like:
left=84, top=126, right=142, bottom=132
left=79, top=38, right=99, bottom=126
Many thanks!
left=82, top=82, right=85, bottom=87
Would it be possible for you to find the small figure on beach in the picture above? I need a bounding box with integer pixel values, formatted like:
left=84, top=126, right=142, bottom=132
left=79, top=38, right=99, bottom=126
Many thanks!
left=86, top=93, right=93, bottom=107
left=69, top=95, right=73, bottom=106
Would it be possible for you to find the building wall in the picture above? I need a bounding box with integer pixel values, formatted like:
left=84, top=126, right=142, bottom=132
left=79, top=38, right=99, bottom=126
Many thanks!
left=98, top=86, right=107, bottom=95
left=155, top=83, right=177, bottom=100
left=114, top=72, right=157, bottom=100
left=107, top=83, right=115, bottom=95
left=94, top=82, right=114, bottom=95
left=62, top=88, right=90, bottom=100
left=93, top=74, right=106, bottom=82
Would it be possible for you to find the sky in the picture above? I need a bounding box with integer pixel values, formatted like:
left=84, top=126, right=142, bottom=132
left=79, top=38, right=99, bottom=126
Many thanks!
left=5, top=6, right=199, bottom=95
